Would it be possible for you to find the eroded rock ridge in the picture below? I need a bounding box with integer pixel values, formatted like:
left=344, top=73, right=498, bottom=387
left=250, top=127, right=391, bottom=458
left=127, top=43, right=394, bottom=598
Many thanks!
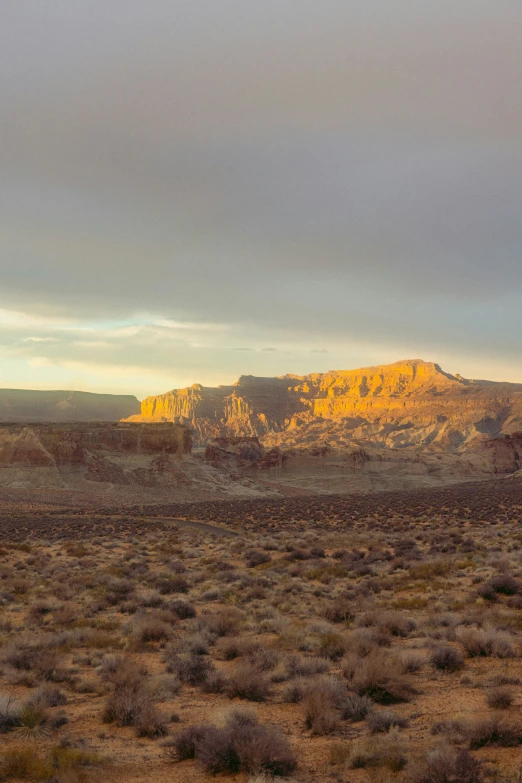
left=128, top=360, right=522, bottom=451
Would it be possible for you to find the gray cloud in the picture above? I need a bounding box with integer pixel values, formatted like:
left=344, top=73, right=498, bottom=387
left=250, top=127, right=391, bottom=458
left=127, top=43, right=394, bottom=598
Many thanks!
left=0, top=1, right=521, bottom=391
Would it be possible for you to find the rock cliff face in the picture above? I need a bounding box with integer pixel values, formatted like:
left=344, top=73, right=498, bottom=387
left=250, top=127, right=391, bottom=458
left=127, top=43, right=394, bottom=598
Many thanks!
left=0, top=422, right=191, bottom=489
left=129, top=360, right=522, bottom=452
left=0, top=389, right=140, bottom=423
left=205, top=437, right=266, bottom=466
left=32, top=422, right=192, bottom=463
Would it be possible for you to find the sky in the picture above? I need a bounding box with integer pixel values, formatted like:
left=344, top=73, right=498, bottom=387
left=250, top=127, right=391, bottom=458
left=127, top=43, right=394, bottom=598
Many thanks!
left=1, top=1, right=521, bottom=399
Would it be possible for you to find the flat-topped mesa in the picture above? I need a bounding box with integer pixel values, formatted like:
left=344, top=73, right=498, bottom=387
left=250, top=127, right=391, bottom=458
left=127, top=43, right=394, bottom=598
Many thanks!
left=126, top=359, right=522, bottom=450
left=0, top=389, right=140, bottom=422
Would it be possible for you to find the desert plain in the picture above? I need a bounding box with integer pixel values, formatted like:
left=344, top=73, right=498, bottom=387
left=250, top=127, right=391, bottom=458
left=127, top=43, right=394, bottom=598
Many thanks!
left=2, top=361, right=522, bottom=783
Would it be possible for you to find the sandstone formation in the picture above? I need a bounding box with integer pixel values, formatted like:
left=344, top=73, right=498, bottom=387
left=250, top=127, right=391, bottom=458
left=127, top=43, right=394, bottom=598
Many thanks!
left=205, top=437, right=285, bottom=475
left=0, top=423, right=273, bottom=498
left=0, top=422, right=190, bottom=490
left=31, top=421, right=192, bottom=463
left=0, top=428, right=63, bottom=488
left=126, top=360, right=522, bottom=492
left=205, top=437, right=266, bottom=466
left=0, top=389, right=140, bottom=423
left=3, top=360, right=522, bottom=497
left=129, top=359, right=522, bottom=450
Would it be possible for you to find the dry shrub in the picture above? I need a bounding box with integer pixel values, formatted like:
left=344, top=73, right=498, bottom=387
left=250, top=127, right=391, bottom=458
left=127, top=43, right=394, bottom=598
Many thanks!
left=165, top=651, right=215, bottom=685
left=399, top=651, right=426, bottom=673
left=247, top=647, right=279, bottom=672
left=168, top=630, right=211, bottom=656
left=348, top=729, right=407, bottom=771
left=368, top=709, right=409, bottom=733
left=341, top=652, right=359, bottom=680
left=349, top=651, right=417, bottom=704
left=245, top=550, right=271, bottom=568
left=225, top=664, right=271, bottom=702
left=102, top=657, right=166, bottom=737
left=169, top=599, right=196, bottom=619
left=363, top=610, right=415, bottom=638
left=301, top=677, right=349, bottom=734
left=286, top=654, right=329, bottom=678
left=202, top=669, right=228, bottom=694
left=457, top=627, right=515, bottom=658
left=202, top=607, right=243, bottom=637
left=29, top=684, right=67, bottom=709
left=217, top=637, right=260, bottom=661
left=0, top=748, right=53, bottom=780
left=316, top=632, right=346, bottom=661
left=167, top=724, right=212, bottom=760
left=430, top=647, right=465, bottom=672
left=1, top=745, right=104, bottom=782
left=167, top=559, right=186, bottom=574
left=152, top=573, right=188, bottom=594
left=352, top=628, right=392, bottom=653
left=302, top=687, right=339, bottom=735
left=486, top=687, right=514, bottom=709
left=410, top=747, right=484, bottom=783
left=170, top=709, right=296, bottom=777
left=150, top=674, right=181, bottom=701
left=430, top=718, right=470, bottom=745
left=340, top=693, right=373, bottom=722
left=134, top=700, right=169, bottom=738
left=281, top=680, right=309, bottom=704
left=103, top=578, right=135, bottom=606
left=488, top=574, right=521, bottom=595
left=324, top=598, right=354, bottom=624
left=128, top=612, right=173, bottom=643
left=0, top=693, right=21, bottom=732
left=476, top=583, right=499, bottom=602
left=2, top=639, right=62, bottom=681
left=26, top=600, right=55, bottom=625
left=467, top=715, right=522, bottom=749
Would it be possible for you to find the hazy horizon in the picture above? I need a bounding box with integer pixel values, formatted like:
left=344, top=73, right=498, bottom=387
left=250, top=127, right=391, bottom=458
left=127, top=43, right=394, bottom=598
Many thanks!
left=2, top=2, right=521, bottom=397
left=2, top=355, right=522, bottom=401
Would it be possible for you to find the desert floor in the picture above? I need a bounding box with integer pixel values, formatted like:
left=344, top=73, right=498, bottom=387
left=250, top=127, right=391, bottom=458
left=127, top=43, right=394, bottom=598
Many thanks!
left=2, top=479, right=522, bottom=782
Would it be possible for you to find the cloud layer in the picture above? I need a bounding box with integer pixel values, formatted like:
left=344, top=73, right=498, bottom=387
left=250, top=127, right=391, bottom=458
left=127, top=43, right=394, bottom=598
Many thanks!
left=1, top=1, right=521, bottom=393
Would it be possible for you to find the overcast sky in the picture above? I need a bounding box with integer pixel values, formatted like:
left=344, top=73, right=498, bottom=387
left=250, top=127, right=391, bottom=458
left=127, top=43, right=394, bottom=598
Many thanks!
left=1, top=1, right=521, bottom=398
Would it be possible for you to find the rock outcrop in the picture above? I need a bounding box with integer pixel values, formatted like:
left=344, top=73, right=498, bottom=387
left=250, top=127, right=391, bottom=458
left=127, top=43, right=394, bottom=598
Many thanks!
left=32, top=422, right=192, bottom=464
left=128, top=360, right=522, bottom=452
left=0, top=428, right=63, bottom=488
left=4, top=360, right=522, bottom=496
left=0, top=389, right=140, bottom=423
left=0, top=422, right=191, bottom=489
left=0, top=423, right=273, bottom=498
left=205, top=437, right=266, bottom=466
left=204, top=437, right=285, bottom=475
left=124, top=360, right=522, bottom=491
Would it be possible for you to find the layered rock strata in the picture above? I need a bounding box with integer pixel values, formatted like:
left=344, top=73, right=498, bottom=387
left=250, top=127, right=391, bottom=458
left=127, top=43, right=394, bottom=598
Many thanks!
left=0, top=422, right=191, bottom=488
left=128, top=360, right=522, bottom=451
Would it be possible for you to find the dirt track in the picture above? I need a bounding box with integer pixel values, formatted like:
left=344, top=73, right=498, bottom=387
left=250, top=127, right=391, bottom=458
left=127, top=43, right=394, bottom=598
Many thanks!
left=154, top=516, right=238, bottom=537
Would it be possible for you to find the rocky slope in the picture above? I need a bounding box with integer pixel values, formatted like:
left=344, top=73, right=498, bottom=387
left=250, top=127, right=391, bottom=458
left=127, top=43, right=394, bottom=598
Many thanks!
left=123, top=359, right=522, bottom=492
left=0, top=423, right=274, bottom=498
left=128, top=359, right=522, bottom=450
left=3, top=360, right=522, bottom=497
left=0, top=389, right=140, bottom=422
left=0, top=422, right=189, bottom=488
